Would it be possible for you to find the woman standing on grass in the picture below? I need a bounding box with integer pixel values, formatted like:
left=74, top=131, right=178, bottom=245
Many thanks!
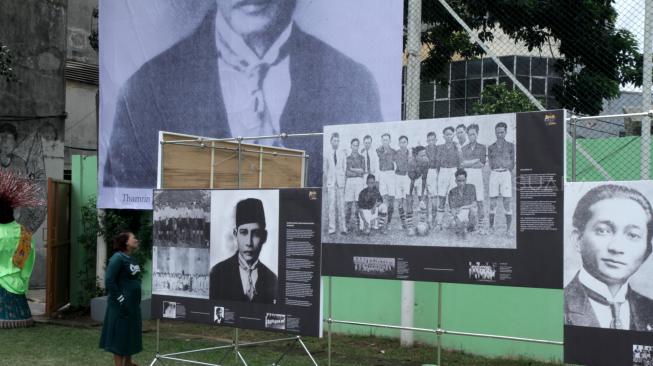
left=100, top=232, right=142, bottom=366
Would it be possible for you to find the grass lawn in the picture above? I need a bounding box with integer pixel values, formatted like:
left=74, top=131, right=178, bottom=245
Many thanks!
left=0, top=319, right=566, bottom=366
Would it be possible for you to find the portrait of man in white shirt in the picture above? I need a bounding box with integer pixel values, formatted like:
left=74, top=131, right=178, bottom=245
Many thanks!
left=565, top=183, right=653, bottom=331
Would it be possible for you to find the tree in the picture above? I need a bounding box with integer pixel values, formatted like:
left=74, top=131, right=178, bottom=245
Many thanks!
left=416, top=0, right=643, bottom=116
left=88, top=7, right=98, bottom=52
left=0, top=42, right=17, bottom=82
left=472, top=83, right=538, bottom=115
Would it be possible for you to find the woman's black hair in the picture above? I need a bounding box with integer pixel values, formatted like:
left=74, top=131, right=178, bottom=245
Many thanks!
left=113, top=231, right=132, bottom=253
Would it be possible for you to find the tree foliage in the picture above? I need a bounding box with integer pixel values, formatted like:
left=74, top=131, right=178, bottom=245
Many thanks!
left=472, top=83, right=537, bottom=115
left=76, top=197, right=153, bottom=306
left=100, top=207, right=153, bottom=272
left=77, top=197, right=104, bottom=305
left=415, top=0, right=643, bottom=115
left=0, top=42, right=17, bottom=82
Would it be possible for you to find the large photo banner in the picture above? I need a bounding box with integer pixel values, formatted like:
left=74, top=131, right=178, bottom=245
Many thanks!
left=322, top=110, right=565, bottom=289
left=564, top=181, right=653, bottom=366
left=99, top=0, right=403, bottom=209
left=151, top=188, right=323, bottom=336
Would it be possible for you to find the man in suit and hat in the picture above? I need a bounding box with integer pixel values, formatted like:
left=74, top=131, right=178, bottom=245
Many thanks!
left=103, top=0, right=382, bottom=189
left=565, top=184, right=653, bottom=331
left=210, top=198, right=277, bottom=303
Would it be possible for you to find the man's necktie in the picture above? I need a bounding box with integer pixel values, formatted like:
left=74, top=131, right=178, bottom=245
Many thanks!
left=334, top=151, right=337, bottom=165
left=584, top=285, right=626, bottom=329
left=246, top=268, right=255, bottom=301
left=366, top=151, right=371, bottom=172
left=610, top=302, right=624, bottom=329
left=246, top=63, right=280, bottom=145
left=215, top=31, right=284, bottom=146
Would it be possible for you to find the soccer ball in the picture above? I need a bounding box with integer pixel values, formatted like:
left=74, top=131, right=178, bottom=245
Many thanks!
left=377, top=203, right=387, bottom=214
left=407, top=227, right=417, bottom=236
left=418, top=200, right=426, bottom=211
left=416, top=222, right=428, bottom=236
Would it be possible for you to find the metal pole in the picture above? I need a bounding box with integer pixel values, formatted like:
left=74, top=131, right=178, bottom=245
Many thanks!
left=210, top=141, right=215, bottom=189
left=570, top=111, right=652, bottom=121
left=406, top=0, right=421, bottom=120
left=303, top=155, right=309, bottom=188
left=642, top=0, right=653, bottom=179
left=328, top=276, right=333, bottom=366
left=401, top=0, right=421, bottom=347
left=237, top=138, right=242, bottom=188
left=234, top=328, right=239, bottom=364
left=163, top=132, right=324, bottom=145
left=571, top=118, right=577, bottom=182
left=437, top=283, right=442, bottom=366
left=297, top=337, right=320, bottom=366
left=156, top=318, right=160, bottom=355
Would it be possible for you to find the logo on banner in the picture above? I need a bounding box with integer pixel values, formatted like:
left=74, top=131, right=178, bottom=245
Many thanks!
left=353, top=256, right=396, bottom=276
left=308, top=190, right=318, bottom=200
left=544, top=113, right=558, bottom=126
left=265, top=313, right=286, bottom=330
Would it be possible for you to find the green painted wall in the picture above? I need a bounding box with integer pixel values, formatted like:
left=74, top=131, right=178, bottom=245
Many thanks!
left=323, top=278, right=563, bottom=362
left=142, top=259, right=152, bottom=299
left=70, top=155, right=98, bottom=307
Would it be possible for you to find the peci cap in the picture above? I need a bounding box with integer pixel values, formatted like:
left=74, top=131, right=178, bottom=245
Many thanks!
left=235, top=198, right=266, bottom=229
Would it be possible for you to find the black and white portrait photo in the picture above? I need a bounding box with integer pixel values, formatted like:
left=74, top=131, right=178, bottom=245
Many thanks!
left=209, top=190, right=279, bottom=304
left=152, top=190, right=212, bottom=298
left=152, top=246, right=210, bottom=299
left=153, top=190, right=211, bottom=248
left=213, top=306, right=225, bottom=324
left=564, top=181, right=653, bottom=332
left=162, top=301, right=177, bottom=319
left=98, top=0, right=403, bottom=209
left=634, top=344, right=653, bottom=366
left=468, top=262, right=497, bottom=282
left=322, top=115, right=517, bottom=249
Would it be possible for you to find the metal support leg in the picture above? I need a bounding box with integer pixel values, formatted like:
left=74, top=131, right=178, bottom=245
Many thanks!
left=297, top=337, right=319, bottom=366
left=328, top=276, right=333, bottom=366
left=148, top=318, right=165, bottom=366
left=237, top=138, right=242, bottom=188
left=571, top=119, right=577, bottom=182
left=157, top=318, right=160, bottom=354
left=235, top=327, right=240, bottom=364
left=271, top=342, right=296, bottom=366
left=237, top=351, right=249, bottom=366
left=437, top=283, right=443, bottom=366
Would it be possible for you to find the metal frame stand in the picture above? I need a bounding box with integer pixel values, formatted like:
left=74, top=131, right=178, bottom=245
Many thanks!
left=148, top=319, right=319, bottom=366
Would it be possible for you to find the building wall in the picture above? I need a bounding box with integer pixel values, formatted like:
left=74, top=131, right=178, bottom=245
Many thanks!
left=65, top=80, right=98, bottom=168
left=66, top=0, right=98, bottom=65
left=0, top=0, right=67, bottom=288
left=65, top=0, right=98, bottom=174
left=411, top=56, right=562, bottom=119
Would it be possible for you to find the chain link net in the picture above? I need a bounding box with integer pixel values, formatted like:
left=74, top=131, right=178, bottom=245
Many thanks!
left=402, top=0, right=652, bottom=182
